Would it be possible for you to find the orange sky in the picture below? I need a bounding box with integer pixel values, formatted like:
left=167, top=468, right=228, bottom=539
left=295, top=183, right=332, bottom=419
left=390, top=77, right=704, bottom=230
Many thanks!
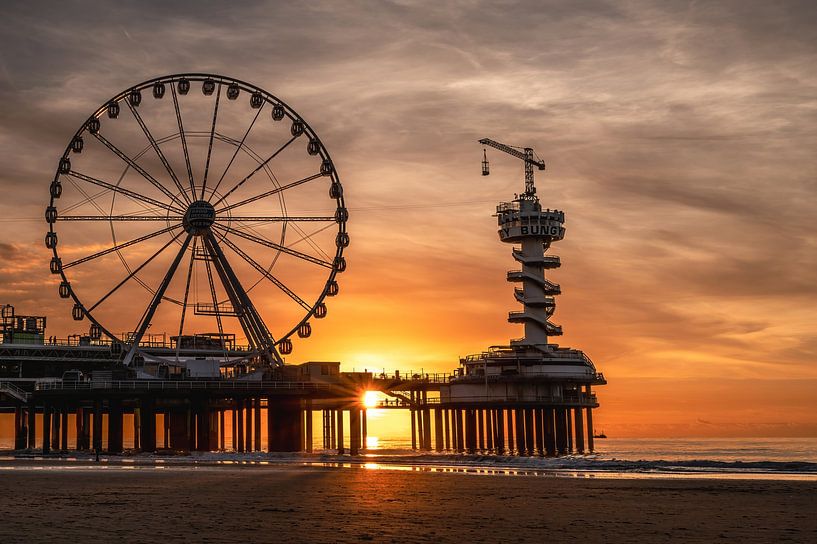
left=1, top=1, right=816, bottom=438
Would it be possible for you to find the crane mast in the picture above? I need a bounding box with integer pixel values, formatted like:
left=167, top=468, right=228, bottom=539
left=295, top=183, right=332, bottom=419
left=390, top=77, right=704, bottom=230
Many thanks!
left=479, top=138, right=545, bottom=198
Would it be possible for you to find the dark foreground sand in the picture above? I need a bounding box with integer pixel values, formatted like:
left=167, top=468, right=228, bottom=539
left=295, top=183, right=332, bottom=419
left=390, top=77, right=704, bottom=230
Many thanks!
left=0, top=465, right=815, bottom=543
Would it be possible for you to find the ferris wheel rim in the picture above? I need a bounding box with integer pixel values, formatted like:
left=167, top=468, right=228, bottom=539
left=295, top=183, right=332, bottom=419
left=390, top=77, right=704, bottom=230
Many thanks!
left=46, top=73, right=348, bottom=361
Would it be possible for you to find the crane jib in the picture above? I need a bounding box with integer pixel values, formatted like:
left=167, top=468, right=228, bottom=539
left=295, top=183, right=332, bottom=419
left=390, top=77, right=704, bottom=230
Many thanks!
left=479, top=137, right=546, bottom=195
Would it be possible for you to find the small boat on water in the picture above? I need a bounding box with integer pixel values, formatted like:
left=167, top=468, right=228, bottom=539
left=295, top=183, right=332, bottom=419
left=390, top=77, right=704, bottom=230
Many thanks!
left=593, top=430, right=607, bottom=439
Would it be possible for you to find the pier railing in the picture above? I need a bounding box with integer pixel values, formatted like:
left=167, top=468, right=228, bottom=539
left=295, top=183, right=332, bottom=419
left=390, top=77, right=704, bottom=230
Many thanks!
left=35, top=380, right=334, bottom=392
left=371, top=372, right=456, bottom=384
left=462, top=348, right=597, bottom=366
left=376, top=393, right=598, bottom=408
left=3, top=336, right=253, bottom=352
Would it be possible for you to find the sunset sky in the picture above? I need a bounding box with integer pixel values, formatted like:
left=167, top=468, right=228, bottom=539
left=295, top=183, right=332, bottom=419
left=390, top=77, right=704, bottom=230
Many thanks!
left=0, top=0, right=815, bottom=437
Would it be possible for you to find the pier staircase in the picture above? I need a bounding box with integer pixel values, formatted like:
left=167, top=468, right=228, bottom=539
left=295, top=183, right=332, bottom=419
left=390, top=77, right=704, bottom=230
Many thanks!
left=0, top=381, right=30, bottom=402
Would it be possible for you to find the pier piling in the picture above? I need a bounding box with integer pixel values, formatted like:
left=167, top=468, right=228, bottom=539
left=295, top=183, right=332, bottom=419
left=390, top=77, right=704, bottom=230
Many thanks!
left=574, top=407, right=585, bottom=453
left=51, top=408, right=60, bottom=452
left=422, top=406, right=432, bottom=452
left=237, top=400, right=245, bottom=452
left=350, top=407, right=360, bottom=455
left=524, top=409, right=534, bottom=456
left=515, top=409, right=525, bottom=455
left=60, top=407, right=68, bottom=450
left=496, top=408, right=505, bottom=454
left=254, top=398, right=262, bottom=452
left=556, top=408, right=567, bottom=455
left=42, top=404, right=51, bottom=454
left=306, top=402, right=313, bottom=453
left=361, top=408, right=367, bottom=451
left=13, top=406, right=26, bottom=450
left=336, top=408, right=344, bottom=454
left=244, top=398, right=252, bottom=452
left=477, top=410, right=485, bottom=452
left=92, top=401, right=103, bottom=452
left=506, top=409, right=514, bottom=454
left=27, top=406, right=36, bottom=450
left=535, top=408, right=544, bottom=456
left=143, top=402, right=158, bottom=452
left=544, top=408, right=555, bottom=456
left=434, top=408, right=443, bottom=452
left=108, top=399, right=124, bottom=453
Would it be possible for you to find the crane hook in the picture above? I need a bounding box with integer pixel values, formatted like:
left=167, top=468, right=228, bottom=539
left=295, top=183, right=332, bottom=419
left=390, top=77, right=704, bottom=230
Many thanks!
left=481, top=148, right=490, bottom=176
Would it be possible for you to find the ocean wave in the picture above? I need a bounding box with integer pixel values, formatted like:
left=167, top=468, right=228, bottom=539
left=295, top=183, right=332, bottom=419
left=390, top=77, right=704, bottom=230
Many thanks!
left=160, top=450, right=817, bottom=475
left=347, top=453, right=817, bottom=474
left=4, top=450, right=816, bottom=475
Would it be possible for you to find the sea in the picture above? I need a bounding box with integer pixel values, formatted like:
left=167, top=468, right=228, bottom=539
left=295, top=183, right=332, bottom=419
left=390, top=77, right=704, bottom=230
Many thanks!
left=351, top=436, right=817, bottom=479
left=2, top=411, right=815, bottom=480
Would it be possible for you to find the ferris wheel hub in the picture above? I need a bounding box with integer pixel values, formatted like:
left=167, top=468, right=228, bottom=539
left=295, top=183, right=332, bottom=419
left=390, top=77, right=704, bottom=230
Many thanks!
left=183, top=200, right=216, bottom=235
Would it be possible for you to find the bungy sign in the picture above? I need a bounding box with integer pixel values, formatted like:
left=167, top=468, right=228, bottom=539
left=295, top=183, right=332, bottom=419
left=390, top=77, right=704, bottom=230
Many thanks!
left=499, top=223, right=565, bottom=241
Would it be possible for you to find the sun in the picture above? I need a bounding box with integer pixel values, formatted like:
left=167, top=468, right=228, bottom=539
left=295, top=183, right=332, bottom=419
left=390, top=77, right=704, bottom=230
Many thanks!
left=363, top=391, right=380, bottom=408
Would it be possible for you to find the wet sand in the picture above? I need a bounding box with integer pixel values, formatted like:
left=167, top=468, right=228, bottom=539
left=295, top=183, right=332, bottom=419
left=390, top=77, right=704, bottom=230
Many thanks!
left=0, top=465, right=815, bottom=543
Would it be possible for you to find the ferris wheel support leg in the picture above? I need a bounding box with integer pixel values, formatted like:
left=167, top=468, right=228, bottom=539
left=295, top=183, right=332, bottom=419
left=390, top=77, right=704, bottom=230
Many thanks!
left=205, top=235, right=263, bottom=347
left=175, top=239, right=197, bottom=362
left=203, top=232, right=284, bottom=367
left=123, top=234, right=193, bottom=366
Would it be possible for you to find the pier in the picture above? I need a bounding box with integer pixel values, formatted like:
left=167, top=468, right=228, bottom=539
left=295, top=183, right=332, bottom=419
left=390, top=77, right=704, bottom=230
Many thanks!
left=1, top=354, right=602, bottom=456
left=1, top=77, right=606, bottom=457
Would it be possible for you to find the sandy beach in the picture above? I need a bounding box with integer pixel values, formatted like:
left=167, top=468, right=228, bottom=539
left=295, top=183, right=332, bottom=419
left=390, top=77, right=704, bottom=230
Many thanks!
left=0, top=464, right=815, bottom=543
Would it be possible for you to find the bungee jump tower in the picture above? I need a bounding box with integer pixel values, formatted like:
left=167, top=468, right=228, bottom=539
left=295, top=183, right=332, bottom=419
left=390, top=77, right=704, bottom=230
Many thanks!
left=438, top=138, right=607, bottom=455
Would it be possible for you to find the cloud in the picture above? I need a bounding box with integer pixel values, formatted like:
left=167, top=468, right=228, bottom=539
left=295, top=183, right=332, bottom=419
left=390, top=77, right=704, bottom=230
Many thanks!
left=0, top=1, right=816, bottom=434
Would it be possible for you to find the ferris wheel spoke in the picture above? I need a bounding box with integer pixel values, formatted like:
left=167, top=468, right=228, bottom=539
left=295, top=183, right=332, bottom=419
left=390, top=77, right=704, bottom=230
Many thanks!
left=207, top=104, right=265, bottom=200
left=200, top=83, right=222, bottom=200
left=214, top=223, right=333, bottom=268
left=92, top=132, right=188, bottom=209
left=228, top=220, right=333, bottom=268
left=170, top=84, right=196, bottom=198
left=63, top=224, right=181, bottom=270
left=220, top=236, right=312, bottom=311
left=67, top=171, right=185, bottom=214
left=226, top=215, right=336, bottom=222
left=65, top=176, right=120, bottom=224
left=58, top=215, right=183, bottom=222
left=88, top=231, right=184, bottom=313
left=60, top=187, right=161, bottom=219
left=62, top=187, right=115, bottom=214
left=124, top=233, right=193, bottom=365
left=175, top=238, right=197, bottom=360
left=217, top=172, right=323, bottom=214
left=212, top=135, right=297, bottom=207
left=288, top=222, right=334, bottom=262
left=125, top=100, right=192, bottom=205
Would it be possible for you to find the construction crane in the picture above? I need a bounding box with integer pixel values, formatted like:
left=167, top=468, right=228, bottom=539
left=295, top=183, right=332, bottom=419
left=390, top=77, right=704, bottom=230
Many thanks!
left=479, top=138, right=546, bottom=198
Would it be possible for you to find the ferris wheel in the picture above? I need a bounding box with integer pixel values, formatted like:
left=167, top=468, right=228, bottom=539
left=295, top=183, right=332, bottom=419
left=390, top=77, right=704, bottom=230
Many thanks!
left=45, top=74, right=348, bottom=366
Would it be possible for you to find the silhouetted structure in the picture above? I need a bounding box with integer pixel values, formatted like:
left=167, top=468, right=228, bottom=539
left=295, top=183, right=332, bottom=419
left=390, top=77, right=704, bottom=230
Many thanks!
left=0, top=78, right=604, bottom=457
